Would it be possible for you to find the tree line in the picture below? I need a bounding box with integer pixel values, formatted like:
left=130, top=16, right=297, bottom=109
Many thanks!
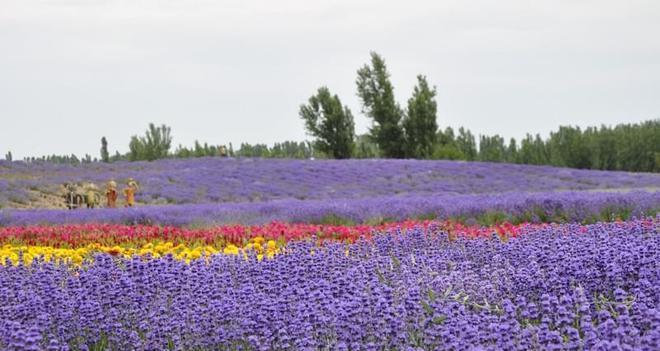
left=298, top=52, right=659, bottom=172
left=10, top=118, right=659, bottom=173
left=4, top=52, right=659, bottom=172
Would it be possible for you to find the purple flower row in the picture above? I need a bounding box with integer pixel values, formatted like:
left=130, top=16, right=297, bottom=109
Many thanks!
left=1, top=158, right=658, bottom=208
left=1, top=218, right=658, bottom=350
left=1, top=190, right=658, bottom=227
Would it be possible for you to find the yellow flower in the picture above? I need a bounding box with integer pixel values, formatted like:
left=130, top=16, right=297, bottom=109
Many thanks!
left=223, top=244, right=240, bottom=255
left=72, top=255, right=83, bottom=265
left=253, top=236, right=265, bottom=245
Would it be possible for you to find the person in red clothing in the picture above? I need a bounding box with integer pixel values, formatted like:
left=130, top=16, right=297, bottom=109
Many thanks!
left=106, top=180, right=118, bottom=208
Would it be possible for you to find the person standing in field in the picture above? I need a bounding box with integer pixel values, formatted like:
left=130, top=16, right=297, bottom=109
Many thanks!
left=85, top=183, right=100, bottom=209
left=123, top=178, right=139, bottom=207
left=106, top=180, right=118, bottom=208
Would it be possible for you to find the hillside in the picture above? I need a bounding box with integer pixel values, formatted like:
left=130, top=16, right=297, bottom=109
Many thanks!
left=1, top=158, right=658, bottom=210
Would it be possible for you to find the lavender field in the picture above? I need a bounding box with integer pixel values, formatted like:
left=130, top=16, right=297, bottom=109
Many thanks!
left=1, top=158, right=658, bottom=226
left=1, top=158, right=659, bottom=350
left=3, top=0, right=660, bottom=348
left=2, top=219, right=658, bottom=350
left=1, top=158, right=659, bottom=206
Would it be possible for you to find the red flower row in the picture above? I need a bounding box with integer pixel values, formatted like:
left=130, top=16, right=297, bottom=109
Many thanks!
left=0, top=220, right=559, bottom=249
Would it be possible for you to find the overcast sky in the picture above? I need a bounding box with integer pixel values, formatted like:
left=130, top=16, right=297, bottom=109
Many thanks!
left=1, top=0, right=659, bottom=159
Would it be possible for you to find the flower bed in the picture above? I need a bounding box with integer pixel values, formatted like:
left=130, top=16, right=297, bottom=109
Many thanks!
left=0, top=217, right=658, bottom=349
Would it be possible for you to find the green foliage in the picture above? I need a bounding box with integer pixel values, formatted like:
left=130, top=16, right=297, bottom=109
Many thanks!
left=505, top=138, right=518, bottom=163
left=403, top=75, right=438, bottom=158
left=173, top=142, right=227, bottom=158
left=547, top=126, right=591, bottom=169
left=455, top=127, right=477, bottom=161
left=534, top=120, right=659, bottom=172
left=100, top=137, right=109, bottom=163
left=437, top=127, right=455, bottom=146
left=356, top=52, right=405, bottom=158
left=4, top=151, right=11, bottom=162
left=517, top=134, right=549, bottom=165
left=24, top=154, right=82, bottom=164
left=299, top=86, right=356, bottom=159
left=432, top=144, right=464, bottom=160
left=270, top=141, right=314, bottom=159
left=354, top=134, right=379, bottom=158
left=128, top=123, right=172, bottom=161
left=478, top=135, right=507, bottom=162
left=233, top=141, right=314, bottom=159
left=432, top=127, right=465, bottom=160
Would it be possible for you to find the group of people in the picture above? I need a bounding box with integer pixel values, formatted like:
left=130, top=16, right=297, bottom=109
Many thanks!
left=62, top=179, right=139, bottom=209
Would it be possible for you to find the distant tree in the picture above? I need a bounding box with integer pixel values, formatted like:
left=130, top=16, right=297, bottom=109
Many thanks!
left=437, top=127, right=456, bottom=146
left=614, top=120, right=659, bottom=172
left=478, top=135, right=506, bottom=162
left=533, top=134, right=549, bottom=164
left=432, top=127, right=464, bottom=160
left=110, top=151, right=123, bottom=162
left=548, top=126, right=591, bottom=169
left=588, top=126, right=617, bottom=170
left=100, top=137, right=110, bottom=162
left=128, top=136, right=145, bottom=161
left=432, top=144, right=464, bottom=160
left=4, top=151, right=11, bottom=162
left=236, top=143, right=272, bottom=158
left=455, top=127, right=477, bottom=161
left=356, top=52, right=405, bottom=158
left=128, top=123, right=172, bottom=161
left=505, top=138, right=518, bottom=163
left=194, top=141, right=205, bottom=157
left=518, top=134, right=537, bottom=164
left=299, top=87, right=355, bottom=159
left=353, top=134, right=378, bottom=159
left=403, top=75, right=438, bottom=158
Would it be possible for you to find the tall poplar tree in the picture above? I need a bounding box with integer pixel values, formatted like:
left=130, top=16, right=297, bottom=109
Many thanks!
left=403, top=75, right=438, bottom=158
left=356, top=52, right=405, bottom=158
left=100, top=137, right=109, bottom=163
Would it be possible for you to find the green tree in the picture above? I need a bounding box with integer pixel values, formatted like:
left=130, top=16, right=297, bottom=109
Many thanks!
left=433, top=127, right=464, bottom=160
left=518, top=134, right=537, bottom=164
left=455, top=127, right=477, bottom=161
left=299, top=87, right=355, bottom=159
left=4, top=151, right=11, bottom=162
left=505, top=138, right=518, bottom=163
left=403, top=75, right=438, bottom=158
left=356, top=52, right=405, bottom=158
left=478, top=135, right=506, bottom=162
left=613, top=120, right=659, bottom=172
left=128, top=136, right=145, bottom=161
left=100, top=137, right=110, bottom=163
left=128, top=123, right=172, bottom=161
left=194, top=141, right=206, bottom=157
left=548, top=126, right=591, bottom=169
left=354, top=134, right=378, bottom=159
